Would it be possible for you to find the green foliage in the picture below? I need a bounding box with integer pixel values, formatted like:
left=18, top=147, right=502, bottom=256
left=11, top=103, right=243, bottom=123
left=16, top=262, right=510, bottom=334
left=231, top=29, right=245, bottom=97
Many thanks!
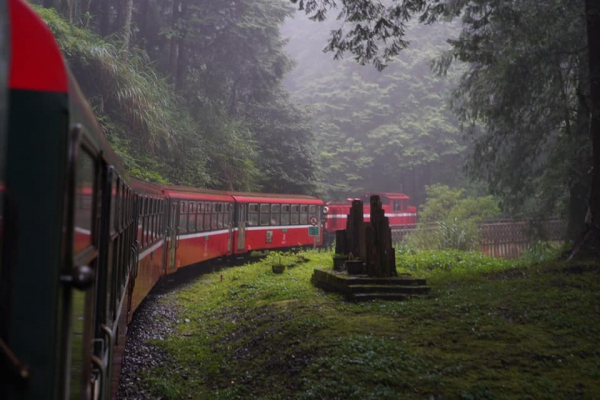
left=136, top=249, right=600, bottom=399
left=36, top=5, right=209, bottom=186
left=35, top=1, right=320, bottom=193
left=283, top=18, right=466, bottom=203
left=406, top=184, right=500, bottom=251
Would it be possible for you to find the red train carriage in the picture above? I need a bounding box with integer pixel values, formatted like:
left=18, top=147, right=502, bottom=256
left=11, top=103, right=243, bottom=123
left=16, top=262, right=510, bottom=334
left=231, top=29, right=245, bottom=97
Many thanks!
left=128, top=179, right=167, bottom=318
left=323, top=192, right=417, bottom=245
left=232, top=193, right=324, bottom=253
left=162, top=187, right=236, bottom=273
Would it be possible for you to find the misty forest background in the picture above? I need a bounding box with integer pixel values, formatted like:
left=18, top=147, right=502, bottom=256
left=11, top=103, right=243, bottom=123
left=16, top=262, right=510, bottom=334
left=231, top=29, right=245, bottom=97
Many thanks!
left=31, top=0, right=591, bottom=241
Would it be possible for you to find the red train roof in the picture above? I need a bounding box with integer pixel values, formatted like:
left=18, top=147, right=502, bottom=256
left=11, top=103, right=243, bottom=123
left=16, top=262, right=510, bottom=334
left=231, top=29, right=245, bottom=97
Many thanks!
left=364, top=192, right=410, bottom=200
left=9, top=0, right=68, bottom=92
left=232, top=194, right=323, bottom=205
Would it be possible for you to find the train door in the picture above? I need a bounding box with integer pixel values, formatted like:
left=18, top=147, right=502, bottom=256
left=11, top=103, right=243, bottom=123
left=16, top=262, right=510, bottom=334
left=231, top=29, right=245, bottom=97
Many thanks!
left=236, top=203, right=246, bottom=251
left=167, top=200, right=179, bottom=272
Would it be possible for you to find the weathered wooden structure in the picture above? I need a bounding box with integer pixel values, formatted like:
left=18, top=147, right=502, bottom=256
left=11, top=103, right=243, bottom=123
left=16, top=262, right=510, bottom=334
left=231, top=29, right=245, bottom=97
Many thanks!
left=317, top=195, right=430, bottom=300
left=333, top=195, right=398, bottom=277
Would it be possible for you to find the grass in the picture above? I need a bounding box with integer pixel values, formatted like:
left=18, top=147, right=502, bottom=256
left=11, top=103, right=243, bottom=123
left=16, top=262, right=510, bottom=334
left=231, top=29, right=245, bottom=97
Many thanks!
left=137, top=249, right=600, bottom=399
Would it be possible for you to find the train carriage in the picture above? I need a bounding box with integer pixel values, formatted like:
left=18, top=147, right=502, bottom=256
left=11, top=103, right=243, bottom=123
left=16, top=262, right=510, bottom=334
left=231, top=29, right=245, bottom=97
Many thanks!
left=0, top=1, right=411, bottom=399
left=162, top=187, right=236, bottom=273
left=232, top=193, right=324, bottom=252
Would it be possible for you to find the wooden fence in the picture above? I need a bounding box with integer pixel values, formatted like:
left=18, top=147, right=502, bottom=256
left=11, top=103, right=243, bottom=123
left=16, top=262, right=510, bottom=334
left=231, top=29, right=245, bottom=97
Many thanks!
left=392, top=219, right=566, bottom=259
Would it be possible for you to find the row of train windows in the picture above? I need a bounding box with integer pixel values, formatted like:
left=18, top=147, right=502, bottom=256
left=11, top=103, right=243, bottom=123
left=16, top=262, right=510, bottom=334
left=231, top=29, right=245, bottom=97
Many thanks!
left=178, top=201, right=232, bottom=234
left=138, top=197, right=165, bottom=247
left=247, top=203, right=318, bottom=226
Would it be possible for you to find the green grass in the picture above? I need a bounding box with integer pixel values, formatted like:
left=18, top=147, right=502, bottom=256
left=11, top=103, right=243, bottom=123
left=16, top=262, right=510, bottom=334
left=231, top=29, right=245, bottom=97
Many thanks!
left=139, top=250, right=600, bottom=399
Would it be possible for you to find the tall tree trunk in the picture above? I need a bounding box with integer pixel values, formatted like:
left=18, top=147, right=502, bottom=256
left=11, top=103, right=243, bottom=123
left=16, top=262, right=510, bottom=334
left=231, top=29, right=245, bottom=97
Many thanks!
left=137, top=0, right=150, bottom=49
left=122, top=0, right=133, bottom=53
left=174, top=0, right=188, bottom=90
left=169, top=0, right=182, bottom=79
left=60, top=0, right=73, bottom=22
left=585, top=0, right=600, bottom=229
left=567, top=57, right=592, bottom=242
left=99, top=0, right=110, bottom=37
left=43, top=0, right=55, bottom=8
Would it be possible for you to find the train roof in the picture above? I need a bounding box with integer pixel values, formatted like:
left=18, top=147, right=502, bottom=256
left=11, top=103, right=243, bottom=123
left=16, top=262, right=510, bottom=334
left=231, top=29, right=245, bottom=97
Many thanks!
left=162, top=185, right=234, bottom=201
left=9, top=0, right=67, bottom=93
left=161, top=184, right=323, bottom=204
left=363, top=192, right=410, bottom=200
left=231, top=193, right=324, bottom=205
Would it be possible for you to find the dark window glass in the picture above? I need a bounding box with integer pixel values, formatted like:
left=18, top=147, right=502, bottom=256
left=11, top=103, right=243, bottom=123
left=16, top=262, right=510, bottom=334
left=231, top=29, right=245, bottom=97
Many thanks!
left=211, top=212, right=218, bottom=230
left=260, top=204, right=270, bottom=226
left=281, top=204, right=290, bottom=225
left=179, top=201, right=188, bottom=233
left=291, top=204, right=299, bottom=225
left=300, top=205, right=308, bottom=225
left=73, top=150, right=96, bottom=253
left=271, top=204, right=281, bottom=225
left=248, top=203, right=259, bottom=226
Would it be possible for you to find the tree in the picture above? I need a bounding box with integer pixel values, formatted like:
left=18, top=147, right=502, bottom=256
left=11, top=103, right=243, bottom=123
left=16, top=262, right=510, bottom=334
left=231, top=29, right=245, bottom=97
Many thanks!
left=293, top=0, right=600, bottom=251
left=283, top=16, right=466, bottom=203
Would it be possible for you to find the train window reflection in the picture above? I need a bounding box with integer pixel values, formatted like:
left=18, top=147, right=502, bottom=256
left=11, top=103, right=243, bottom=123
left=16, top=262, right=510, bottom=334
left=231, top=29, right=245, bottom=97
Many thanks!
left=281, top=204, right=290, bottom=225
left=248, top=203, right=259, bottom=226
left=73, top=149, right=96, bottom=254
left=270, top=204, right=280, bottom=225
left=300, top=205, right=308, bottom=225
left=291, top=205, right=299, bottom=225
left=259, top=204, right=270, bottom=226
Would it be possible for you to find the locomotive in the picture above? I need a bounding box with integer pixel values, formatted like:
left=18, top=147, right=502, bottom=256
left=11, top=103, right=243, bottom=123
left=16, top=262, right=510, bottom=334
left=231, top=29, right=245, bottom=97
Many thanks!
left=0, top=1, right=416, bottom=399
left=322, top=192, right=417, bottom=246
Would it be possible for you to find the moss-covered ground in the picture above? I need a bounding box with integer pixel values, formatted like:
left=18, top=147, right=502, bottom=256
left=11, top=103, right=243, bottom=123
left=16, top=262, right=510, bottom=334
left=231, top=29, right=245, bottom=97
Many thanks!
left=139, top=250, right=600, bottom=399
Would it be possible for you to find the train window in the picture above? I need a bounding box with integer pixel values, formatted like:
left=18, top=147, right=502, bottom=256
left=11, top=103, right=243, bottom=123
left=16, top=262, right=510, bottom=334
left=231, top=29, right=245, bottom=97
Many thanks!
left=120, top=181, right=126, bottom=229
left=211, top=209, right=218, bottom=230
left=281, top=204, right=290, bottom=225
left=73, top=149, right=96, bottom=253
left=393, top=200, right=401, bottom=211
left=188, top=203, right=196, bottom=233
left=225, top=203, right=232, bottom=227
left=153, top=199, right=158, bottom=241
left=197, top=211, right=204, bottom=232
left=137, top=207, right=143, bottom=244
left=179, top=201, right=188, bottom=233
left=260, top=204, right=270, bottom=226
left=270, top=204, right=281, bottom=225
left=300, top=205, right=308, bottom=225
left=110, top=179, right=117, bottom=233
left=143, top=197, right=149, bottom=246
left=248, top=203, right=259, bottom=226
left=204, top=202, right=212, bottom=230
left=291, top=204, right=299, bottom=225
left=140, top=198, right=145, bottom=243
left=217, top=212, right=224, bottom=229
left=309, top=205, right=316, bottom=216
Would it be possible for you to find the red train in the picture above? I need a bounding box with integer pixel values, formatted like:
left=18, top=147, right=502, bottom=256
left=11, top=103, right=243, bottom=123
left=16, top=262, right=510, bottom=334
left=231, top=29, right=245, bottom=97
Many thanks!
left=0, top=2, right=414, bottom=399
left=323, top=192, right=418, bottom=246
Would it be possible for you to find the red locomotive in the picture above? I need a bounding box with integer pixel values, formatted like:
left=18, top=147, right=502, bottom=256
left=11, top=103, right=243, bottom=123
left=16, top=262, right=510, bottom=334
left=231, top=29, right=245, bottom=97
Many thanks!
left=323, top=192, right=417, bottom=246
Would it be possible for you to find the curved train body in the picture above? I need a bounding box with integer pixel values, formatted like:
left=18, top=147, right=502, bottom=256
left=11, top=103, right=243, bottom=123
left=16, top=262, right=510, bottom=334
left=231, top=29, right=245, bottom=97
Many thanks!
left=0, top=2, right=323, bottom=398
left=0, top=2, right=414, bottom=399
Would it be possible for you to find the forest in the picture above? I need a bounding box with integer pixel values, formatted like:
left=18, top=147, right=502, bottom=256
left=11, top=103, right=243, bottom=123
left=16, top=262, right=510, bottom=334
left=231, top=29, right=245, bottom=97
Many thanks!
left=31, top=0, right=595, bottom=243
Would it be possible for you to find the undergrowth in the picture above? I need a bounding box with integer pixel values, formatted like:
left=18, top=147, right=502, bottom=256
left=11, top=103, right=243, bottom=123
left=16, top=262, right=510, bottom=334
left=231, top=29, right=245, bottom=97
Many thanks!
left=138, top=249, right=600, bottom=399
